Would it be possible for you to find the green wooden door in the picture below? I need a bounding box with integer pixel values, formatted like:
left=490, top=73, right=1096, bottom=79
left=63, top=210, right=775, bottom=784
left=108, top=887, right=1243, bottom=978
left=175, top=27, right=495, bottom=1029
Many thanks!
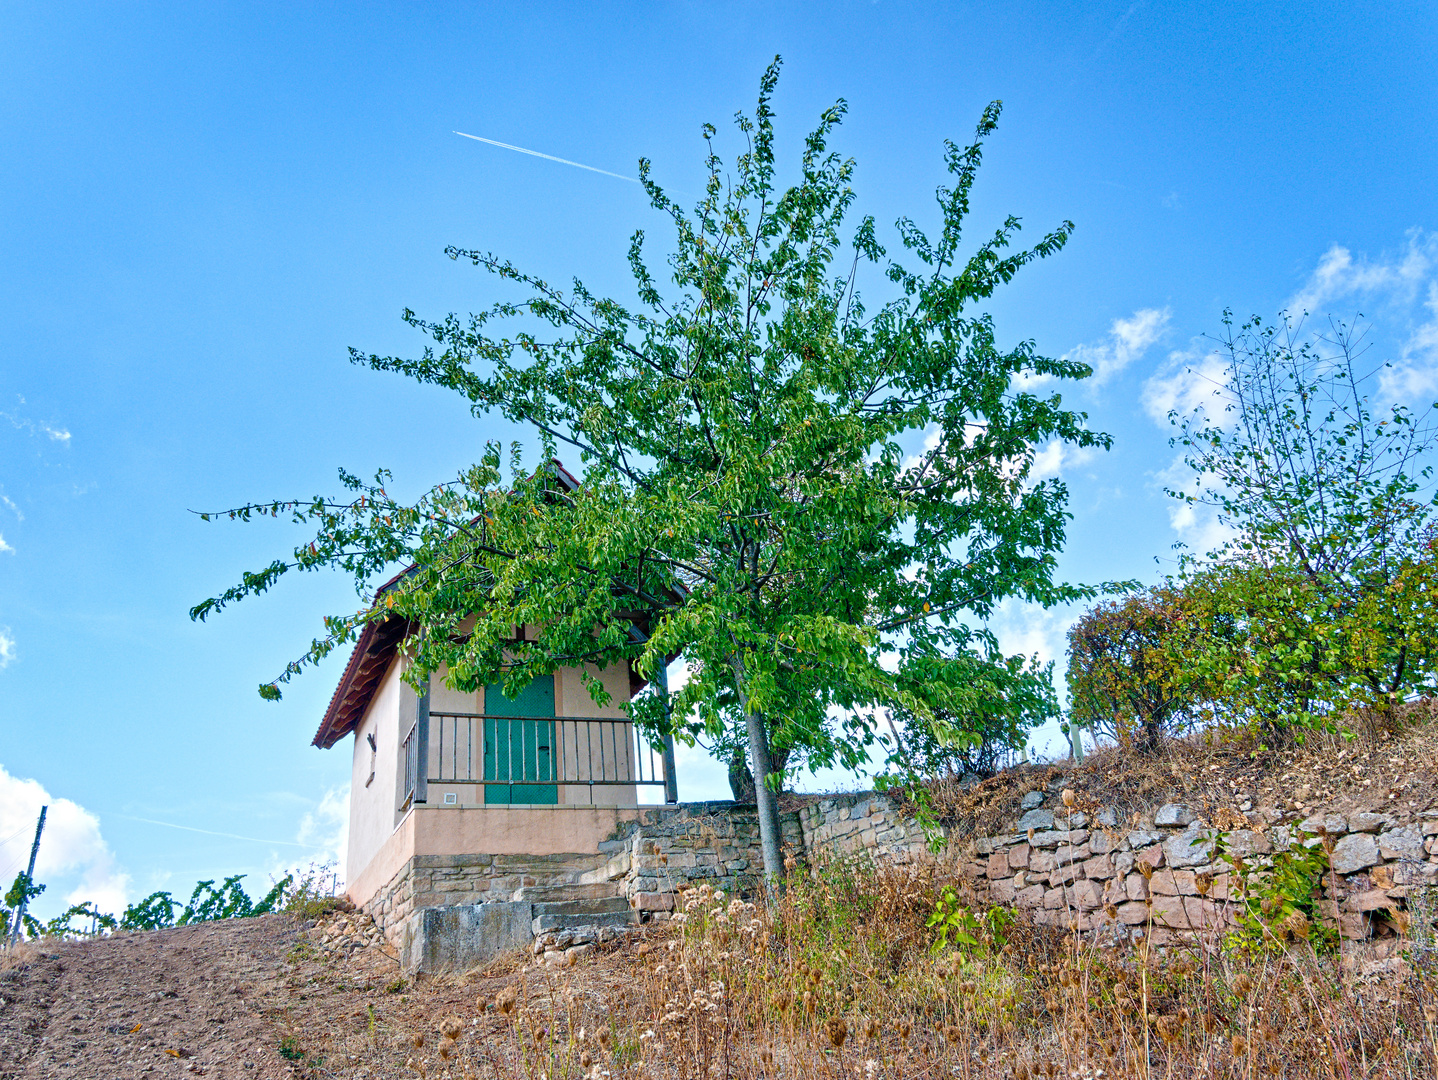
left=482, top=674, right=557, bottom=804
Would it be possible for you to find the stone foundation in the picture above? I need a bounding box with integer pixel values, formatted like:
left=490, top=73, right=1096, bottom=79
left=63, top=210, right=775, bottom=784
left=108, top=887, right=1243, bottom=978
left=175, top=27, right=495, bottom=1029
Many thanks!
left=364, top=786, right=1438, bottom=963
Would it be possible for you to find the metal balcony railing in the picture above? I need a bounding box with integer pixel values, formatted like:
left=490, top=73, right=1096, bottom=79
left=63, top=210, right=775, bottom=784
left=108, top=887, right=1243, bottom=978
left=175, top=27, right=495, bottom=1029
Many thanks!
left=420, top=714, right=665, bottom=803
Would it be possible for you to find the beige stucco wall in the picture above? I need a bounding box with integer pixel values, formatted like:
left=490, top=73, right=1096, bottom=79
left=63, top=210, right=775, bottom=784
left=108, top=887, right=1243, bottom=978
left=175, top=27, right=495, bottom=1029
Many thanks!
left=557, top=660, right=638, bottom=805
left=344, top=656, right=652, bottom=895
left=346, top=656, right=405, bottom=884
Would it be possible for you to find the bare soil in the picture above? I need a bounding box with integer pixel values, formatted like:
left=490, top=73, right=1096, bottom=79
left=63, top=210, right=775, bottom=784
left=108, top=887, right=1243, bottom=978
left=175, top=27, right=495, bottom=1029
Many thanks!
left=0, top=912, right=648, bottom=1080
left=0, top=916, right=309, bottom=1079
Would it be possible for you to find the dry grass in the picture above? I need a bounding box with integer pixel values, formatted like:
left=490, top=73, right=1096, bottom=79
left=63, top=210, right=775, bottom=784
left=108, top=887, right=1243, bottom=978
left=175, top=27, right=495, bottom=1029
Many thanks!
left=381, top=858, right=1437, bottom=1080
left=0, top=938, right=43, bottom=974
left=912, top=699, right=1438, bottom=838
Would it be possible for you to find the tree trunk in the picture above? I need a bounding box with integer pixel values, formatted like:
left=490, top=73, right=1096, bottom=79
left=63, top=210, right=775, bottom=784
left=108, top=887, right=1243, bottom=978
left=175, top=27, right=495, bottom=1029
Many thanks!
left=728, top=745, right=756, bottom=802
left=731, top=652, right=786, bottom=901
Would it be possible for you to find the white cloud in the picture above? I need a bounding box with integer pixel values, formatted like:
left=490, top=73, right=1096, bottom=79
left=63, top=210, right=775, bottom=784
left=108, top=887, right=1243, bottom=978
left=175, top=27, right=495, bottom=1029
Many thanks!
left=295, top=787, right=350, bottom=882
left=1379, top=279, right=1438, bottom=401
left=1282, top=230, right=1438, bottom=406
left=1, top=405, right=73, bottom=446
left=0, top=628, right=14, bottom=668
left=1028, top=439, right=1098, bottom=482
left=1141, top=346, right=1233, bottom=424
left=1, top=495, right=20, bottom=521
left=0, top=764, right=131, bottom=919
left=0, top=534, right=11, bottom=554
left=988, top=597, right=1071, bottom=667
left=1288, top=230, right=1437, bottom=316
left=1064, top=307, right=1171, bottom=387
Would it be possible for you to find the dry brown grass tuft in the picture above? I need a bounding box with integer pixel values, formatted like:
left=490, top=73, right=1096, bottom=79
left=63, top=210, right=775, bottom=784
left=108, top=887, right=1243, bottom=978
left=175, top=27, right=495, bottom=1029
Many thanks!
left=909, top=698, right=1438, bottom=836
left=353, top=855, right=1433, bottom=1079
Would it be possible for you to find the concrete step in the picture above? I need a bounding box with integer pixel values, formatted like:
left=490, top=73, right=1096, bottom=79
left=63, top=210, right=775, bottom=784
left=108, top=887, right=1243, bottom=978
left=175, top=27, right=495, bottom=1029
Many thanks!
left=515, top=882, right=622, bottom=903
left=531, top=897, right=631, bottom=918
left=532, top=910, right=637, bottom=934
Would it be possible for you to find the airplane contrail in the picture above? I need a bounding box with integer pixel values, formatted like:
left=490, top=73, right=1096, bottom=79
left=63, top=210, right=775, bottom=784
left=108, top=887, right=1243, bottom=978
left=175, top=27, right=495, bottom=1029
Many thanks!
left=121, top=815, right=311, bottom=848
left=453, top=131, right=639, bottom=183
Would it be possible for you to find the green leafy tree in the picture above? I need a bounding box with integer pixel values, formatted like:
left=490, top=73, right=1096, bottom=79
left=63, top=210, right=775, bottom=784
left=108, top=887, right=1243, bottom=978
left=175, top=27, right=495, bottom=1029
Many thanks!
left=178, top=874, right=289, bottom=924
left=890, top=638, right=1059, bottom=777
left=120, top=891, right=182, bottom=931
left=1066, top=583, right=1213, bottom=753
left=1166, top=312, right=1438, bottom=736
left=195, top=61, right=1106, bottom=892
left=4, top=871, right=45, bottom=940
left=46, top=902, right=118, bottom=940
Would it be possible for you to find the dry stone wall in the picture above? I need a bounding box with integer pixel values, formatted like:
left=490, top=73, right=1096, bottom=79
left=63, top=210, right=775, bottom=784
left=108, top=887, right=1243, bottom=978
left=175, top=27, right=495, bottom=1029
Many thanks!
left=363, top=786, right=1437, bottom=953
left=950, top=780, right=1438, bottom=946
left=614, top=795, right=930, bottom=912
left=616, top=787, right=1437, bottom=947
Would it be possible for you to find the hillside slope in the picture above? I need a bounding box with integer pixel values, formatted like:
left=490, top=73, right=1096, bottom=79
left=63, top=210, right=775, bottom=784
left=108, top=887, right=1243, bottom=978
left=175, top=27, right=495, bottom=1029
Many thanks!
left=0, top=916, right=306, bottom=1078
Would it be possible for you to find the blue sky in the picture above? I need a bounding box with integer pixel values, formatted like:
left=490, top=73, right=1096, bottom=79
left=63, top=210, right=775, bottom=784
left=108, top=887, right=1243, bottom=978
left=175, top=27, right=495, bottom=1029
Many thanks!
left=2, top=1, right=1435, bottom=920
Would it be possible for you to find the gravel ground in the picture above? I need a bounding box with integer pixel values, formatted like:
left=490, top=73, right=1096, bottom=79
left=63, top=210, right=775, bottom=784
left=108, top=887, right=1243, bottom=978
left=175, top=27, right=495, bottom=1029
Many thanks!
left=0, top=915, right=304, bottom=1079
left=0, top=909, right=634, bottom=1080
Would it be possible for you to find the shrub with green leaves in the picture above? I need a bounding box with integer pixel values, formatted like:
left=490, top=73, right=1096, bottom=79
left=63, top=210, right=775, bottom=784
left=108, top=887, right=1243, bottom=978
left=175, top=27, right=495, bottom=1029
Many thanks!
left=1217, top=830, right=1339, bottom=954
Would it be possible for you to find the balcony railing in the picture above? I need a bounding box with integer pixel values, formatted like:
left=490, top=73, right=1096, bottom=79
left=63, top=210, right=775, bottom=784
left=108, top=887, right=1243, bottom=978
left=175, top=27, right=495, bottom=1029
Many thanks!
left=402, top=714, right=665, bottom=807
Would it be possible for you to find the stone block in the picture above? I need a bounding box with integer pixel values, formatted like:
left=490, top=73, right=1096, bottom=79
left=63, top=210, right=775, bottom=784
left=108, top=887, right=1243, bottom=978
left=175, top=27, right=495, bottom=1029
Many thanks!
left=1048, top=864, right=1083, bottom=887
left=1101, top=876, right=1128, bottom=907
left=1338, top=912, right=1370, bottom=940
left=1421, top=818, right=1438, bottom=837
left=1147, top=896, right=1196, bottom=931
left=1135, top=844, right=1165, bottom=872
left=1082, top=854, right=1115, bottom=880
left=1378, top=828, right=1424, bottom=861
left=1128, top=829, right=1162, bottom=850
left=1043, top=887, right=1067, bottom=910
left=1090, top=831, right=1115, bottom=855
left=631, top=892, right=675, bottom=912
left=1394, top=860, right=1438, bottom=885
left=1155, top=804, right=1197, bottom=828
left=1298, top=813, right=1347, bottom=836
left=401, top=902, right=533, bottom=974
left=1224, top=830, right=1271, bottom=858
left=1021, top=790, right=1045, bottom=810
left=989, top=877, right=1018, bottom=904
left=1125, top=873, right=1149, bottom=901
left=1071, top=879, right=1103, bottom=911
left=1148, top=870, right=1196, bottom=896
left=1030, top=829, right=1089, bottom=849
left=1266, top=825, right=1296, bottom=851
left=1116, top=901, right=1150, bottom=925
left=1348, top=813, right=1394, bottom=834
left=1345, top=889, right=1398, bottom=913
left=1018, top=809, right=1055, bottom=832
left=986, top=852, right=1009, bottom=879
left=1015, top=884, right=1046, bottom=909
left=1053, top=842, right=1092, bottom=867
left=1028, top=850, right=1056, bottom=875
left=1163, top=823, right=1216, bottom=868
left=1095, top=806, right=1119, bottom=829
left=1330, top=833, right=1381, bottom=874
left=1112, top=851, right=1136, bottom=877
